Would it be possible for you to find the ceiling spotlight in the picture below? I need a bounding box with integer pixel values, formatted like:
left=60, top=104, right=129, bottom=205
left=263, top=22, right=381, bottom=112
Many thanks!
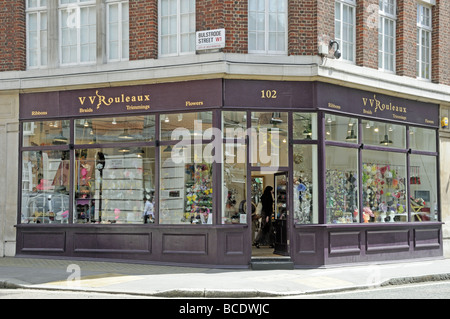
left=329, top=40, right=341, bottom=59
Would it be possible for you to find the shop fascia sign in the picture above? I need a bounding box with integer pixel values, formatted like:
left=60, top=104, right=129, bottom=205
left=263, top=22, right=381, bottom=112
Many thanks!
left=196, top=29, right=225, bottom=51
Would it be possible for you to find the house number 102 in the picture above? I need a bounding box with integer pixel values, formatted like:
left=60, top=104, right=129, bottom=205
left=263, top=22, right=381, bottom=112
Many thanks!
left=261, top=90, right=277, bottom=99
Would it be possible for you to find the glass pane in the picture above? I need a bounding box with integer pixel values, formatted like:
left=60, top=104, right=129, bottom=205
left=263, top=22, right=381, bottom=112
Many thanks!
left=75, top=116, right=155, bottom=144
left=23, top=120, right=70, bottom=147
left=74, top=147, right=155, bottom=224
left=362, top=120, right=406, bottom=148
left=160, top=144, right=214, bottom=225
left=326, top=146, right=359, bottom=224
left=223, top=143, right=247, bottom=224
left=21, top=150, right=70, bottom=224
left=410, top=155, right=438, bottom=222
left=251, top=112, right=288, bottom=167
left=362, top=150, right=407, bottom=223
left=410, top=127, right=436, bottom=152
left=325, top=114, right=358, bottom=143
left=222, top=111, right=247, bottom=139
left=293, top=145, right=318, bottom=224
left=293, top=113, right=317, bottom=140
left=160, top=112, right=213, bottom=141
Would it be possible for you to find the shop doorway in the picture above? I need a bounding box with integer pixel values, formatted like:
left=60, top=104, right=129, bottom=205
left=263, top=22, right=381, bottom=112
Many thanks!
left=251, top=170, right=289, bottom=257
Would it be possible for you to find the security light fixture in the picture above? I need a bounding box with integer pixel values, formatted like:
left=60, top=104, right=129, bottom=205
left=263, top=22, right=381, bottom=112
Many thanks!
left=329, top=40, right=341, bottom=59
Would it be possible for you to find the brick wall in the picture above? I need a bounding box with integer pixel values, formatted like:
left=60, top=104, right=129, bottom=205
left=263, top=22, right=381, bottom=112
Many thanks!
left=0, top=0, right=26, bottom=71
left=432, top=0, right=450, bottom=85
left=129, top=0, right=158, bottom=60
left=356, top=0, right=378, bottom=69
left=396, top=0, right=416, bottom=78
left=196, top=0, right=244, bottom=52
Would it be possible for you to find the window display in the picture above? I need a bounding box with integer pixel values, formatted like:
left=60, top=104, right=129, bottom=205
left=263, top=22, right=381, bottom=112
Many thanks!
left=410, top=154, right=438, bottom=222
left=21, top=150, right=70, bottom=224
left=326, top=146, right=359, bottom=223
left=362, top=150, right=407, bottom=223
left=293, top=144, right=318, bottom=224
left=160, top=144, right=213, bottom=224
left=223, top=143, right=247, bottom=224
left=75, top=147, right=155, bottom=224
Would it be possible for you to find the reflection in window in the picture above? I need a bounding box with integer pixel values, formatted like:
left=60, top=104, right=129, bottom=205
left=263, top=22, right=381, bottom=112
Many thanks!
left=74, top=147, right=155, bottom=224
left=21, top=150, right=70, bottom=224
left=222, top=111, right=247, bottom=138
left=362, top=150, right=407, bottom=223
left=410, top=127, right=436, bottom=152
left=326, top=146, right=359, bottom=223
left=251, top=112, right=288, bottom=167
left=23, top=120, right=70, bottom=147
left=75, top=116, right=155, bottom=144
left=160, top=112, right=212, bottom=141
left=362, top=120, right=406, bottom=148
left=223, top=143, right=247, bottom=224
left=160, top=144, right=213, bottom=225
left=325, top=114, right=358, bottom=143
left=293, top=145, right=318, bottom=224
left=293, top=113, right=317, bottom=140
left=410, top=154, right=438, bottom=222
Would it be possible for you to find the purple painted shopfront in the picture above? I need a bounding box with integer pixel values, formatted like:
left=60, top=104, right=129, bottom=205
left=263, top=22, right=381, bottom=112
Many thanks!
left=16, top=79, right=442, bottom=267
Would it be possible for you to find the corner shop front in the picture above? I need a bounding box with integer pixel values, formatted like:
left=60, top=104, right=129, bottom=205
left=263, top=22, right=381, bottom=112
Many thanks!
left=16, top=79, right=442, bottom=267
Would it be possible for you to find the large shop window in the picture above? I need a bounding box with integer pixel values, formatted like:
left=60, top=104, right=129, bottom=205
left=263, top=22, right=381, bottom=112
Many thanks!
left=293, top=144, right=318, bottom=224
left=75, top=147, right=155, bottom=224
left=326, top=146, right=359, bottom=224
left=159, top=111, right=214, bottom=225
left=21, top=150, right=70, bottom=224
left=293, top=113, right=318, bottom=224
left=160, top=144, right=213, bottom=225
left=362, top=150, right=407, bottom=223
left=222, top=111, right=247, bottom=225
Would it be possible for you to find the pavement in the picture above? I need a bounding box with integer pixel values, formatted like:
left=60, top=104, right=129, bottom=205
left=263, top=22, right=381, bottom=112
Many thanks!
left=1, top=256, right=450, bottom=298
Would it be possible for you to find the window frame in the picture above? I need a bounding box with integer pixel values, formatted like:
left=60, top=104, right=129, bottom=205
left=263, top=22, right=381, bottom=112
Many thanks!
left=58, top=0, right=97, bottom=66
left=26, top=0, right=48, bottom=69
left=416, top=3, right=432, bottom=80
left=334, top=0, right=356, bottom=63
left=158, top=0, right=196, bottom=57
left=378, top=0, right=396, bottom=73
left=106, top=0, right=130, bottom=62
left=248, top=0, right=288, bottom=55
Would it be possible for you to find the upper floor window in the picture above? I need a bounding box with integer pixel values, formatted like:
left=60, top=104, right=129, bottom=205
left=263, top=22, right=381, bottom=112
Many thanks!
left=59, top=0, right=97, bottom=65
left=248, top=0, right=287, bottom=55
left=417, top=3, right=432, bottom=80
left=26, top=0, right=129, bottom=69
left=159, top=0, right=196, bottom=57
left=26, top=0, right=48, bottom=69
left=107, top=0, right=130, bottom=61
left=335, top=0, right=356, bottom=62
left=378, top=0, right=396, bottom=72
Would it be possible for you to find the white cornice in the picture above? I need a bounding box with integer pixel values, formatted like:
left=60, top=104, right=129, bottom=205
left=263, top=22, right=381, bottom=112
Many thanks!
left=0, top=53, right=449, bottom=105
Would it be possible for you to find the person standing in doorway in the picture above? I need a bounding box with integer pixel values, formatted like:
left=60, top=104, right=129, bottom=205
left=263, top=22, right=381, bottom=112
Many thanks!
left=254, top=186, right=274, bottom=248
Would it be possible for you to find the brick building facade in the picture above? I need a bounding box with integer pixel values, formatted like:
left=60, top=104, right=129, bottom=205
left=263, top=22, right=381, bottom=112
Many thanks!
left=0, top=0, right=449, bottom=266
